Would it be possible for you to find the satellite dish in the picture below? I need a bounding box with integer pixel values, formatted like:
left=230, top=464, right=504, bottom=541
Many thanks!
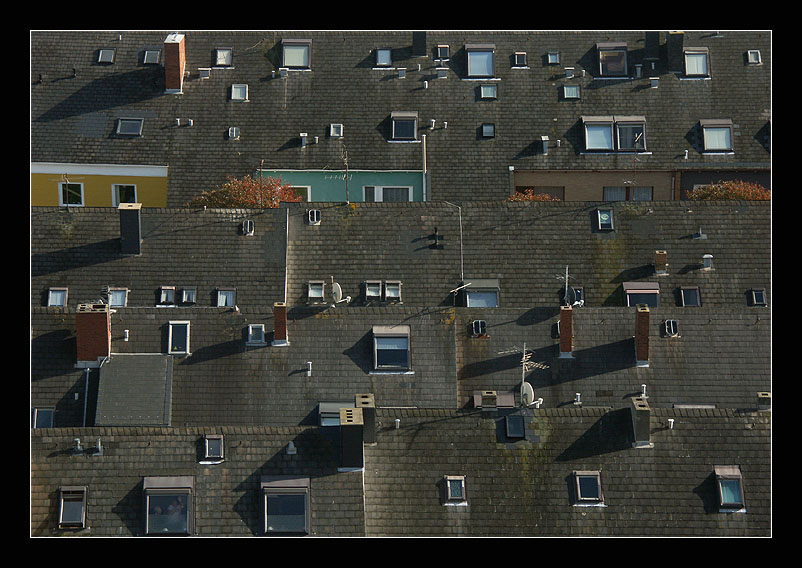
left=332, top=282, right=343, bottom=303
left=521, top=382, right=535, bottom=407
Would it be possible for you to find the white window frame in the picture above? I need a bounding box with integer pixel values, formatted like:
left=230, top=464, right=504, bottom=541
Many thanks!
left=97, top=48, right=115, bottom=64
left=584, top=118, right=614, bottom=151
left=216, top=288, right=236, bottom=307
left=203, top=434, right=225, bottom=461
left=112, top=183, right=137, bottom=207
left=107, top=287, right=128, bottom=307
left=481, top=123, right=496, bottom=138
left=384, top=280, right=402, bottom=302
left=329, top=123, right=344, bottom=138
left=215, top=47, right=233, bottom=67
left=143, top=49, right=161, bottom=65
left=181, top=287, right=196, bottom=305
left=466, top=44, right=495, bottom=78
left=375, top=48, right=392, bottom=67
left=32, top=407, right=55, bottom=428
left=547, top=51, right=560, bottom=65
left=480, top=84, right=498, bottom=99
left=362, top=185, right=414, bottom=202
left=117, top=118, right=144, bottom=136
left=747, top=50, right=762, bottom=65
left=231, top=84, right=249, bottom=101
left=437, top=45, right=450, bottom=60
left=307, top=281, right=325, bottom=302
left=372, top=325, right=411, bottom=371
left=597, top=208, right=615, bottom=231
left=714, top=466, right=746, bottom=512
left=48, top=287, right=69, bottom=307
left=563, top=84, right=580, bottom=99
left=513, top=51, right=527, bottom=67
left=158, top=285, right=176, bottom=306
left=750, top=288, right=767, bottom=307
left=282, top=39, right=311, bottom=69
left=390, top=112, right=418, bottom=141
left=701, top=120, right=734, bottom=152
left=573, top=471, right=604, bottom=505
left=168, top=321, right=191, bottom=355
left=444, top=475, right=467, bottom=504
left=58, top=486, right=88, bottom=529
left=58, top=182, right=84, bottom=207
left=684, top=48, right=710, bottom=77
left=365, top=280, right=382, bottom=301
left=262, top=477, right=310, bottom=535
left=247, top=324, right=267, bottom=345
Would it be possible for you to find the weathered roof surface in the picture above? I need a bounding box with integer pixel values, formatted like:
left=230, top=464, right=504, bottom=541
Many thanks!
left=30, top=425, right=365, bottom=537
left=94, top=354, right=173, bottom=426
left=31, top=30, right=771, bottom=205
left=363, top=407, right=771, bottom=537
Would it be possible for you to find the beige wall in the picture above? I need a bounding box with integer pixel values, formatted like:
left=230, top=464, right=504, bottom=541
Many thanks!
left=513, top=170, right=675, bottom=201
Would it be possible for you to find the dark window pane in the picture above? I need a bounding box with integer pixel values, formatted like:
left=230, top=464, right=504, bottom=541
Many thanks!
left=578, top=476, right=600, bottom=500
left=266, top=494, right=307, bottom=533
left=147, top=494, right=189, bottom=534
left=394, top=119, right=416, bottom=140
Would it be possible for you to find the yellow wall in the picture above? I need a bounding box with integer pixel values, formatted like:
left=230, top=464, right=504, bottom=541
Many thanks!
left=31, top=164, right=168, bottom=207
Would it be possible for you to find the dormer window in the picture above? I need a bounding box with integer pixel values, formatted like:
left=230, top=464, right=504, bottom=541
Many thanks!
left=749, top=288, right=767, bottom=307
left=466, top=43, right=495, bottom=78
left=384, top=281, right=402, bottom=303
left=330, top=123, right=343, bottom=138
left=364, top=281, right=382, bottom=301
left=247, top=324, right=267, bottom=346
left=48, top=287, right=69, bottom=307
left=623, top=282, right=659, bottom=307
left=563, top=84, right=580, bottom=99
left=391, top=111, right=418, bottom=141
left=181, top=287, right=196, bottom=305
left=464, top=279, right=500, bottom=307
left=216, top=288, right=236, bottom=307
left=583, top=116, right=614, bottom=151
left=616, top=117, right=646, bottom=151
left=437, top=44, right=450, bottom=60
left=547, top=51, right=560, bottom=65
left=143, top=476, right=194, bottom=535
left=481, top=123, right=495, bottom=138
left=262, top=476, right=310, bottom=535
left=701, top=119, right=733, bottom=152
left=215, top=48, right=233, bottom=67
left=684, top=48, right=710, bottom=77
left=282, top=39, right=311, bottom=69
left=372, top=325, right=411, bottom=371
left=375, top=48, right=392, bottom=67
left=308, top=281, right=325, bottom=303
left=108, top=287, right=128, bottom=307
left=203, top=434, right=225, bottom=461
left=159, top=286, right=176, bottom=306
left=513, top=51, right=527, bottom=67
left=480, top=84, right=498, bottom=99
left=680, top=286, right=701, bottom=307
left=597, top=42, right=627, bottom=77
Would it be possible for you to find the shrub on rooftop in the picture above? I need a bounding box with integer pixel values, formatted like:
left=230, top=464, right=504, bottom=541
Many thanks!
left=505, top=189, right=562, bottom=202
left=185, top=175, right=304, bottom=208
left=687, top=180, right=770, bottom=201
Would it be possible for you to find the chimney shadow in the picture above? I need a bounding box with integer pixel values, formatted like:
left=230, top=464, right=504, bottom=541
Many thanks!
left=555, top=407, right=632, bottom=461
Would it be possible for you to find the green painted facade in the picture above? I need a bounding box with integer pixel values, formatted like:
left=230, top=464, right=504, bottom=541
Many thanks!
left=257, top=170, right=425, bottom=202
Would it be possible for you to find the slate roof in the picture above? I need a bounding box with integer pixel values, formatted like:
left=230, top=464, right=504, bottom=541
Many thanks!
left=363, top=406, right=771, bottom=537
left=31, top=30, right=771, bottom=205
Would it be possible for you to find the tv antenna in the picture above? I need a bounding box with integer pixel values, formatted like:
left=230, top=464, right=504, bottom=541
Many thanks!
left=555, top=266, right=583, bottom=307
left=497, top=342, right=549, bottom=407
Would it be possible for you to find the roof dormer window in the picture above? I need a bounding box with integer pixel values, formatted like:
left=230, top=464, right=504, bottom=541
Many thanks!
left=596, top=42, right=627, bottom=77
left=466, top=43, right=495, bottom=78
left=443, top=475, right=467, bottom=504
left=282, top=39, right=311, bottom=69
left=215, top=48, right=233, bottom=67
left=747, top=50, right=762, bottom=65
left=701, top=119, right=733, bottom=152
left=684, top=48, right=709, bottom=77
left=375, top=48, right=392, bottom=67
left=391, top=111, right=418, bottom=141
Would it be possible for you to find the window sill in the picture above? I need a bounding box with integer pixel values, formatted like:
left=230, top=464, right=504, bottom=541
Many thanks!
left=370, top=370, right=414, bottom=375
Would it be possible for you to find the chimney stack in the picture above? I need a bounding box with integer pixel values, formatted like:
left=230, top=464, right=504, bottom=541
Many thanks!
left=635, top=305, right=650, bottom=367
left=654, top=250, right=668, bottom=275
left=76, top=303, right=111, bottom=367
left=666, top=31, right=685, bottom=73
left=630, top=395, right=653, bottom=448
left=339, top=407, right=364, bottom=470
left=412, top=31, right=427, bottom=57
left=559, top=306, right=574, bottom=358
left=355, top=394, right=376, bottom=445
left=271, top=302, right=289, bottom=346
left=119, top=203, right=142, bottom=255
left=164, top=33, right=186, bottom=94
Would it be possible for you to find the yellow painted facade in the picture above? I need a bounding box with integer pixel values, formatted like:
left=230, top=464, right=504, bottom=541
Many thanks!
left=31, top=163, right=168, bottom=207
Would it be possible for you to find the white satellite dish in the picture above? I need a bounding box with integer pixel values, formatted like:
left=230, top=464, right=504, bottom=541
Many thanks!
left=332, top=282, right=343, bottom=303
left=521, top=382, right=535, bottom=407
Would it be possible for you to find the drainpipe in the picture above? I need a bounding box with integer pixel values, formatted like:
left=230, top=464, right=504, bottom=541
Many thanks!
left=422, top=134, right=427, bottom=202
left=82, top=368, right=89, bottom=427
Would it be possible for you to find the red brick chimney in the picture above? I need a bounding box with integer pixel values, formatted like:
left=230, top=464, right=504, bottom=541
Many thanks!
left=559, top=305, right=574, bottom=358
left=272, top=302, right=289, bottom=346
left=635, top=305, right=650, bottom=367
left=76, top=303, right=111, bottom=366
left=164, top=33, right=186, bottom=94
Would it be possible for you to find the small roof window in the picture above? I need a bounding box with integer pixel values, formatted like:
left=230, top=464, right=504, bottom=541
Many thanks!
left=680, top=286, right=701, bottom=307
left=231, top=84, right=249, bottom=101
left=596, top=208, right=614, bottom=231
left=480, top=84, right=497, bottom=99
left=330, top=123, right=344, bottom=138
left=464, top=279, right=500, bottom=307
left=563, top=84, right=580, bottom=99
left=701, top=119, right=733, bottom=152
left=217, top=288, right=236, bottom=307
left=308, top=281, right=325, bottom=303
left=48, top=287, right=69, bottom=307
left=58, top=486, right=88, bottom=529
left=97, top=48, right=115, bottom=64
left=623, top=282, right=660, bottom=307
left=714, top=466, right=746, bottom=512
left=202, top=434, right=225, bottom=461
left=117, top=118, right=144, bottom=136
left=547, top=51, right=560, bottom=65
left=747, top=50, right=762, bottom=65
left=466, top=43, right=495, bottom=78
left=159, top=285, right=176, bottom=306
left=247, top=324, right=267, bottom=346
left=391, top=111, right=418, bottom=141
left=108, top=287, right=128, bottom=307
left=596, top=42, right=627, bottom=77
left=215, top=47, right=233, bottom=66
left=443, top=475, right=467, bottom=504
left=143, top=49, right=161, bottom=65
left=513, top=51, right=527, bottom=67
left=437, top=44, right=450, bottom=60
left=372, top=324, right=411, bottom=371
left=573, top=471, right=604, bottom=505
left=282, top=39, right=311, bottom=69
left=749, top=288, right=767, bottom=307
left=481, top=123, right=495, bottom=138
left=684, top=48, right=710, bottom=77
left=375, top=48, right=392, bottom=67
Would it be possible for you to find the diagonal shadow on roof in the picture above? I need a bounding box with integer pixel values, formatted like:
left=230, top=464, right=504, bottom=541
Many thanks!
left=554, top=407, right=632, bottom=461
left=32, top=239, right=121, bottom=277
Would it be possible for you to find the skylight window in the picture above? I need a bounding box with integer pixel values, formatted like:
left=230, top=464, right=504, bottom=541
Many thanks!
left=437, top=44, right=450, bottom=60
left=573, top=471, right=604, bottom=504
left=466, top=44, right=495, bottom=78
left=247, top=324, right=267, bottom=346
left=168, top=321, right=190, bottom=355
left=108, top=287, right=128, bottom=307
left=680, top=286, right=701, bottom=307
left=714, top=466, right=745, bottom=512
left=481, top=123, right=495, bottom=138
left=117, top=118, right=144, bottom=136
left=597, top=42, right=627, bottom=76
left=684, top=48, right=710, bottom=77
left=181, top=287, right=196, bottom=305
left=464, top=279, right=500, bottom=307
left=330, top=123, right=344, bottom=138
left=144, top=476, right=194, bottom=535
left=701, top=119, right=733, bottom=152
left=143, top=49, right=161, bottom=65
left=480, top=84, right=498, bottom=99
left=513, top=51, right=527, bottom=67
left=159, top=286, right=176, bottom=306
left=563, top=84, right=580, bottom=99
left=750, top=289, right=767, bottom=307
left=59, top=487, right=88, bottom=529
left=747, top=50, right=762, bottom=65
left=282, top=39, right=311, bottom=69
left=373, top=325, right=411, bottom=371
left=547, top=51, right=560, bottom=65
left=215, top=48, right=233, bottom=66
left=375, top=48, right=392, bottom=67
left=596, top=208, right=614, bottom=231
left=308, top=281, right=325, bottom=303
left=583, top=117, right=614, bottom=150
left=231, top=84, right=249, bottom=101
left=443, top=476, right=467, bottom=504
left=97, top=48, right=115, bottom=64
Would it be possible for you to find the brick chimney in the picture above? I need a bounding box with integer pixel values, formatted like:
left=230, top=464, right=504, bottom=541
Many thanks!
left=164, top=33, right=186, bottom=94
left=654, top=250, right=668, bottom=275
left=76, top=303, right=111, bottom=367
left=635, top=305, right=650, bottom=367
left=271, top=302, right=289, bottom=346
left=119, top=203, right=142, bottom=255
left=559, top=305, right=574, bottom=358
